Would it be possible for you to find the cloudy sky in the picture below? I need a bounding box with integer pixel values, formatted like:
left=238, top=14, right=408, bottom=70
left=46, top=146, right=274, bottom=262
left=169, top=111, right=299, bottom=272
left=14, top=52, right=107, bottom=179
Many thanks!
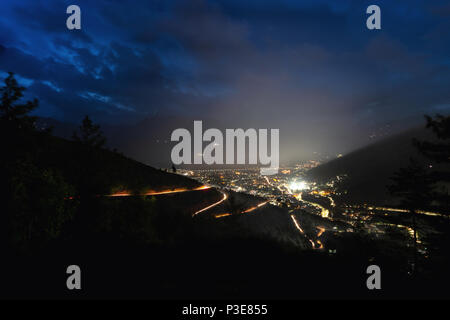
left=1, top=0, right=450, bottom=159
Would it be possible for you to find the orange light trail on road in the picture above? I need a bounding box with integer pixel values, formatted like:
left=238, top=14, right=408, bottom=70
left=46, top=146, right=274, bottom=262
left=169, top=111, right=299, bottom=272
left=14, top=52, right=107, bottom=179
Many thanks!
left=193, top=185, right=212, bottom=191
left=290, top=215, right=325, bottom=250
left=317, top=226, right=325, bottom=237
left=316, top=240, right=324, bottom=250
left=193, top=191, right=228, bottom=216
left=242, top=201, right=269, bottom=213
left=215, top=201, right=268, bottom=218
left=215, top=213, right=232, bottom=218
left=107, top=185, right=211, bottom=197
left=367, top=206, right=444, bottom=217
left=143, top=185, right=211, bottom=196
left=108, top=191, right=132, bottom=197
left=290, top=214, right=305, bottom=234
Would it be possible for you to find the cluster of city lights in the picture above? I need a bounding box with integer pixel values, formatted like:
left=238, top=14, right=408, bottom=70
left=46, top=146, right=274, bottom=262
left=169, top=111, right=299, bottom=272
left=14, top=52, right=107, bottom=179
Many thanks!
left=289, top=180, right=309, bottom=191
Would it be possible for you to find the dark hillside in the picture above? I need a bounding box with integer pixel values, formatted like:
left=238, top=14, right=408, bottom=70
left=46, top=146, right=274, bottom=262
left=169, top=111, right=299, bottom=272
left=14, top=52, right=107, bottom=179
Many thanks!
left=306, top=127, right=436, bottom=204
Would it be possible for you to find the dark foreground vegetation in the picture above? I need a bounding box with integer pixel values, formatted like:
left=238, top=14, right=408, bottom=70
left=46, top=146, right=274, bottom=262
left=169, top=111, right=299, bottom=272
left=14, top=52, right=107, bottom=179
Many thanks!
left=2, top=72, right=450, bottom=299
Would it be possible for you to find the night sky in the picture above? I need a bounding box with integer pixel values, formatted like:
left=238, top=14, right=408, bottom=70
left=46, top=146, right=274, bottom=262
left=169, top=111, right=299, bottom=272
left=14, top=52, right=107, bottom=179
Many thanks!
left=1, top=0, right=450, bottom=159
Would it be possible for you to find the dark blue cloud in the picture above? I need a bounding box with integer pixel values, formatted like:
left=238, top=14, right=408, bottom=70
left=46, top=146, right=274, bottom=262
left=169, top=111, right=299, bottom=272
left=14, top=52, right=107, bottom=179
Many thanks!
left=0, top=0, right=449, bottom=153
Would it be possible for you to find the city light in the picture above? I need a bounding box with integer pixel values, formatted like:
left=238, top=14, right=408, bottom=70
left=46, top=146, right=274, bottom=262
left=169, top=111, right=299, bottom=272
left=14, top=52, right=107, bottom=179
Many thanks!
left=289, top=180, right=308, bottom=191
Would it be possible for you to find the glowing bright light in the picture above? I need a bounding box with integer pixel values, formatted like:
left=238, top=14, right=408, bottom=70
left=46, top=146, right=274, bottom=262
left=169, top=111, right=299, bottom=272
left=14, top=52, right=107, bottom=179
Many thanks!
left=192, top=191, right=227, bottom=216
left=290, top=215, right=305, bottom=234
left=107, top=185, right=210, bottom=197
left=289, top=180, right=308, bottom=191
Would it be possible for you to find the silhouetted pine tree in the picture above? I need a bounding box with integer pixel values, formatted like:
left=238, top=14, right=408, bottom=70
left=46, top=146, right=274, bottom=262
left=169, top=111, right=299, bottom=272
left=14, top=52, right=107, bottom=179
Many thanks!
left=0, top=72, right=38, bottom=130
left=0, top=73, right=76, bottom=251
left=414, top=114, right=450, bottom=212
left=70, top=116, right=108, bottom=202
left=72, top=115, right=106, bottom=148
left=388, top=158, right=434, bottom=275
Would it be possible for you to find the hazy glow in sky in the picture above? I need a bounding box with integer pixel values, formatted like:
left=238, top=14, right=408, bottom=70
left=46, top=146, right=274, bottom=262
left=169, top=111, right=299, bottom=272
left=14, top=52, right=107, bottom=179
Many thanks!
left=1, top=0, right=449, bottom=160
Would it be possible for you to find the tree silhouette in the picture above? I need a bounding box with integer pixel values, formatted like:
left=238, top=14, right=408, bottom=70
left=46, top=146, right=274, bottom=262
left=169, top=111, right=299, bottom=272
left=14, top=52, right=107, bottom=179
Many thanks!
left=0, top=72, right=76, bottom=251
left=388, top=158, right=434, bottom=275
left=71, top=116, right=108, bottom=201
left=72, top=115, right=106, bottom=148
left=389, top=159, right=434, bottom=210
left=389, top=114, right=450, bottom=274
left=414, top=114, right=450, bottom=212
left=8, top=159, right=76, bottom=251
left=0, top=72, right=38, bottom=129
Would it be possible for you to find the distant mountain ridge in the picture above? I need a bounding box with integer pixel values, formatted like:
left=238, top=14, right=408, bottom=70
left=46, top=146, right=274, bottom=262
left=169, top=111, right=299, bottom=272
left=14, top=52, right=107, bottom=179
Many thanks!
left=38, top=116, right=227, bottom=168
left=306, top=126, right=435, bottom=205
